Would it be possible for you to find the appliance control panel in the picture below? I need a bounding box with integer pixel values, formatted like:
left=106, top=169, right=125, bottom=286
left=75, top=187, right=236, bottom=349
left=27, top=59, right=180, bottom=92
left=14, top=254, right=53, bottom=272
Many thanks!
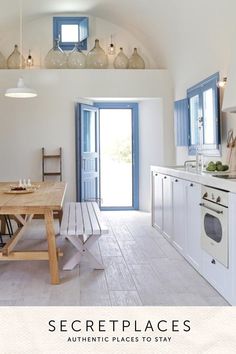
left=202, top=185, right=228, bottom=206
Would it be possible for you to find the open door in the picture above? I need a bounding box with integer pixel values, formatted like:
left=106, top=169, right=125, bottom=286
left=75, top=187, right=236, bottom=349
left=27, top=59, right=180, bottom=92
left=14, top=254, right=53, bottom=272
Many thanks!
left=76, top=103, right=100, bottom=202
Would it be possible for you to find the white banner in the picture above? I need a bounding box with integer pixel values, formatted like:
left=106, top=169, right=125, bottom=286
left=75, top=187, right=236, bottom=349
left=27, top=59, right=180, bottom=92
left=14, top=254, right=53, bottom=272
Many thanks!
left=0, top=307, right=236, bottom=353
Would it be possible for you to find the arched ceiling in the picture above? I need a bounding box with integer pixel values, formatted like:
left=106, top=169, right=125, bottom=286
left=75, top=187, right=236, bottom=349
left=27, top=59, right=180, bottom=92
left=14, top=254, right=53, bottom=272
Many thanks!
left=1, top=0, right=236, bottom=76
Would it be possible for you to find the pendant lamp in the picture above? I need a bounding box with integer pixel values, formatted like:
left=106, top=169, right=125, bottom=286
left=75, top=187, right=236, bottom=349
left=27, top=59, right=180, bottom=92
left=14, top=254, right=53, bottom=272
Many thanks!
left=4, top=0, right=37, bottom=98
left=5, top=78, right=37, bottom=98
left=108, top=35, right=116, bottom=55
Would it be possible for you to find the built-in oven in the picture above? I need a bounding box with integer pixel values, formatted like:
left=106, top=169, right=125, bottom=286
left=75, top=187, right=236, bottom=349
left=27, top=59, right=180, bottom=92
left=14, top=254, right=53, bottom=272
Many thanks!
left=200, top=185, right=228, bottom=268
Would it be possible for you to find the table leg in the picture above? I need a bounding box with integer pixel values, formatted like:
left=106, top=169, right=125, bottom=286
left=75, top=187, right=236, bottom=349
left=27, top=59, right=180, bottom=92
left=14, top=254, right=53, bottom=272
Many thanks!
left=45, top=210, right=60, bottom=284
left=0, top=216, right=6, bottom=234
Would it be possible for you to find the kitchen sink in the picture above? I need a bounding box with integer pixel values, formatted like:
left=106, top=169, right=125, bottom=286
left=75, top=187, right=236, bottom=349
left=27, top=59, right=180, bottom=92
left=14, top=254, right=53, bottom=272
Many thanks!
left=169, top=165, right=197, bottom=172
left=171, top=166, right=185, bottom=170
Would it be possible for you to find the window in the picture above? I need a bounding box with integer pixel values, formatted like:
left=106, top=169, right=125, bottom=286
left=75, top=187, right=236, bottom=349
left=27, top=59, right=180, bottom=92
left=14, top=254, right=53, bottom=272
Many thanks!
left=53, top=17, right=89, bottom=51
left=187, top=72, right=220, bottom=155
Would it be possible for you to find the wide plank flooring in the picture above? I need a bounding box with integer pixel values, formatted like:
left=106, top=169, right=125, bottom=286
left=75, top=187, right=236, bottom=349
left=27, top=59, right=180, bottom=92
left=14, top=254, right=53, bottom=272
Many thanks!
left=0, top=211, right=229, bottom=306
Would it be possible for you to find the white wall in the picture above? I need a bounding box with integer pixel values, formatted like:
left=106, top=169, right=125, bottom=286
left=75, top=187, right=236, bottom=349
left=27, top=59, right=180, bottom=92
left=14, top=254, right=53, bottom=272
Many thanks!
left=0, top=69, right=174, bottom=210
left=139, top=99, right=164, bottom=211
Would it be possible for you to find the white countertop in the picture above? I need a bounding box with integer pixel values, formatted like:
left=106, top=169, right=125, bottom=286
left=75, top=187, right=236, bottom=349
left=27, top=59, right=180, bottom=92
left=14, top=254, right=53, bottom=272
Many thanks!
left=151, top=165, right=236, bottom=193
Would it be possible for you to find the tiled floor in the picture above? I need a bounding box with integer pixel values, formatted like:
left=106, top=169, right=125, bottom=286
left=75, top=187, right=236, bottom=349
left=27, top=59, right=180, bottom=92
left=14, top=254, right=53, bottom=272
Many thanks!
left=0, top=211, right=229, bottom=306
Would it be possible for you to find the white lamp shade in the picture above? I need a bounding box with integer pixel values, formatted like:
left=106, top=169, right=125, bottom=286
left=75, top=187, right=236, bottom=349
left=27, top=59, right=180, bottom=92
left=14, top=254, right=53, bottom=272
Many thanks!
left=5, top=78, right=37, bottom=98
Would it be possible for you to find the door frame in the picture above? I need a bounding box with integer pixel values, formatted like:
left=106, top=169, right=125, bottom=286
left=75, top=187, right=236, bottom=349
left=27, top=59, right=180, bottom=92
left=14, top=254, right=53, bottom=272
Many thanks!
left=95, top=102, right=139, bottom=211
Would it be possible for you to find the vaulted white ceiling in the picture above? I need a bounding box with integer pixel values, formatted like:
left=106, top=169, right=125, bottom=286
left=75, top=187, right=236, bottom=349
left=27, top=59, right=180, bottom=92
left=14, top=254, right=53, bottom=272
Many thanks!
left=1, top=0, right=236, bottom=92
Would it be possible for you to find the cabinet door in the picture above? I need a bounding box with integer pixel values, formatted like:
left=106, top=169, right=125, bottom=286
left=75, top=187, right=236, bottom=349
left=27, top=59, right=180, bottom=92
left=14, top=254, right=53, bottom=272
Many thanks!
left=152, top=172, right=163, bottom=231
left=202, top=250, right=232, bottom=303
left=172, top=178, right=186, bottom=254
left=186, top=182, right=202, bottom=271
left=162, top=175, right=172, bottom=240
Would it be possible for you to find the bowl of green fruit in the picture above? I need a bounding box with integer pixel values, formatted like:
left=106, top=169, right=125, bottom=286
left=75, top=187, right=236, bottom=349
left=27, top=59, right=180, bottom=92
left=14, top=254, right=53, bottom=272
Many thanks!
left=205, top=161, right=229, bottom=172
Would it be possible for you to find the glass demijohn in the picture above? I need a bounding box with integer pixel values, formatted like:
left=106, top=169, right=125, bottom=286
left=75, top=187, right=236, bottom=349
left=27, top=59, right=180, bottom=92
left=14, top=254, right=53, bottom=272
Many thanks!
left=67, top=43, right=86, bottom=69
left=7, top=44, right=25, bottom=69
left=86, top=39, right=108, bottom=69
left=44, top=39, right=67, bottom=69
left=0, top=50, right=6, bottom=69
left=113, top=47, right=128, bottom=69
left=128, top=48, right=145, bottom=69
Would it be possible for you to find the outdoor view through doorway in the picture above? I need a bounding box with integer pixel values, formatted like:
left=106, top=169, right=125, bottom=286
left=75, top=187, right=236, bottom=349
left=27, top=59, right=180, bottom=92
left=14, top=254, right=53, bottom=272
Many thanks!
left=100, top=108, right=133, bottom=208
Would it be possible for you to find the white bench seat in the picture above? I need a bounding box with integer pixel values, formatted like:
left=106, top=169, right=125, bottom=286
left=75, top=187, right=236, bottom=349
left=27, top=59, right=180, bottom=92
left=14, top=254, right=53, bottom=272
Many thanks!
left=60, top=202, right=108, bottom=270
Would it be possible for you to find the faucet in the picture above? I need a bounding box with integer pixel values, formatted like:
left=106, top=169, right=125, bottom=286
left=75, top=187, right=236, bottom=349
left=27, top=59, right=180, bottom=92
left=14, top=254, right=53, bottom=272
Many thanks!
left=196, top=147, right=204, bottom=172
left=184, top=160, right=196, bottom=170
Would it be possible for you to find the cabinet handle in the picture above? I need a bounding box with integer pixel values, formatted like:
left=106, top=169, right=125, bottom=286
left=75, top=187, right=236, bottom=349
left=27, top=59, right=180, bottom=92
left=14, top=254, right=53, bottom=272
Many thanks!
left=211, top=259, right=216, bottom=264
left=175, top=179, right=178, bottom=182
left=164, top=176, right=167, bottom=179
left=190, top=183, right=193, bottom=187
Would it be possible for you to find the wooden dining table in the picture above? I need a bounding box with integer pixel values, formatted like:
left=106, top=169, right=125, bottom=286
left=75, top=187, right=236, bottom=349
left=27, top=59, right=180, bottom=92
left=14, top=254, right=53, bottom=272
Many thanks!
left=0, top=181, right=67, bottom=284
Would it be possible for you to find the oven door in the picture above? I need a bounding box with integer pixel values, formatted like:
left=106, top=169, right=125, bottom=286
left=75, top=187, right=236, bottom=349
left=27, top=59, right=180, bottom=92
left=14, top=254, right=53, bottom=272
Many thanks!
left=200, top=201, right=228, bottom=268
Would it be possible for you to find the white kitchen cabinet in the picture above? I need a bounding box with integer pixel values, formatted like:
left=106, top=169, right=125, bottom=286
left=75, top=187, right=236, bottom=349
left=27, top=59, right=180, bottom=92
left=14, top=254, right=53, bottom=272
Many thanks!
left=150, top=166, right=236, bottom=305
left=172, top=178, right=186, bottom=255
left=162, top=175, right=173, bottom=240
left=202, top=250, right=232, bottom=303
left=152, top=172, right=163, bottom=231
left=152, top=174, right=202, bottom=265
left=185, top=182, right=202, bottom=271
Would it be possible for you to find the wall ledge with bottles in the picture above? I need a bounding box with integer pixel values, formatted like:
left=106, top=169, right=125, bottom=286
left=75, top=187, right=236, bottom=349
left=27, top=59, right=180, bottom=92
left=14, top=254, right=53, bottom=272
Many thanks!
left=0, top=39, right=147, bottom=70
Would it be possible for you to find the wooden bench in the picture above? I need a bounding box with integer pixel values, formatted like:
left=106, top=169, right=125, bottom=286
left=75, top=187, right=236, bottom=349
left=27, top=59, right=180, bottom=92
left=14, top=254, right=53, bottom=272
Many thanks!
left=60, top=202, right=108, bottom=270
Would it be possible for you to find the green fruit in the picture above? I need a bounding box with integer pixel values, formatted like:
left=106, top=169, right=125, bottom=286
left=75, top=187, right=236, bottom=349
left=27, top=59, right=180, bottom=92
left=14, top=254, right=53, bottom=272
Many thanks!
left=216, top=164, right=224, bottom=171
left=208, top=161, right=215, bottom=166
left=222, top=165, right=229, bottom=171
left=206, top=164, right=216, bottom=171
left=216, top=161, right=222, bottom=166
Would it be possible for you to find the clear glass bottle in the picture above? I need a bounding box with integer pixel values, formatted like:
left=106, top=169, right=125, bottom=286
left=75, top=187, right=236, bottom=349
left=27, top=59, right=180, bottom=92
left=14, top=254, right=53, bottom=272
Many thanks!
left=113, top=47, right=128, bottom=69
left=67, top=43, right=86, bottom=69
left=7, top=44, right=25, bottom=69
left=44, top=39, right=67, bottom=69
left=86, top=39, right=108, bottom=69
left=128, top=48, right=145, bottom=69
left=0, top=50, right=6, bottom=69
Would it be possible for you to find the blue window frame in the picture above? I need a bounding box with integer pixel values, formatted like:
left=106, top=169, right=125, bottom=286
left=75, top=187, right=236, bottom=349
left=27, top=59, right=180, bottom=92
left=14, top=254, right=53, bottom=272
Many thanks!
left=53, top=17, right=88, bottom=51
left=174, top=98, right=189, bottom=147
left=187, top=72, right=220, bottom=155
left=95, top=102, right=139, bottom=211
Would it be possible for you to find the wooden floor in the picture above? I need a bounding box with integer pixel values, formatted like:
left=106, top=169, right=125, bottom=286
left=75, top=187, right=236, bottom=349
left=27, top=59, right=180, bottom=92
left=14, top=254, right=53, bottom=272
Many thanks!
left=0, top=211, right=229, bottom=306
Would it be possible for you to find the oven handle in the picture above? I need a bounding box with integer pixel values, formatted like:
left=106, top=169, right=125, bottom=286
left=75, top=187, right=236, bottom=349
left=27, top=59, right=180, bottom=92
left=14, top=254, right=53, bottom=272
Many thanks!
left=199, top=203, right=223, bottom=214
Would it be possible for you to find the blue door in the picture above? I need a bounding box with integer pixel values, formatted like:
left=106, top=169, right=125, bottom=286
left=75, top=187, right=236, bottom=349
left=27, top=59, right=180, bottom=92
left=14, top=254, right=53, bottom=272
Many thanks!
left=76, top=104, right=100, bottom=202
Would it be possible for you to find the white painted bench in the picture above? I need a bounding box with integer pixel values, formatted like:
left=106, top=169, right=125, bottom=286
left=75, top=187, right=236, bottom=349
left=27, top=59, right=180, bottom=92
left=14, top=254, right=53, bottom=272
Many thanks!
left=60, top=202, right=108, bottom=270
